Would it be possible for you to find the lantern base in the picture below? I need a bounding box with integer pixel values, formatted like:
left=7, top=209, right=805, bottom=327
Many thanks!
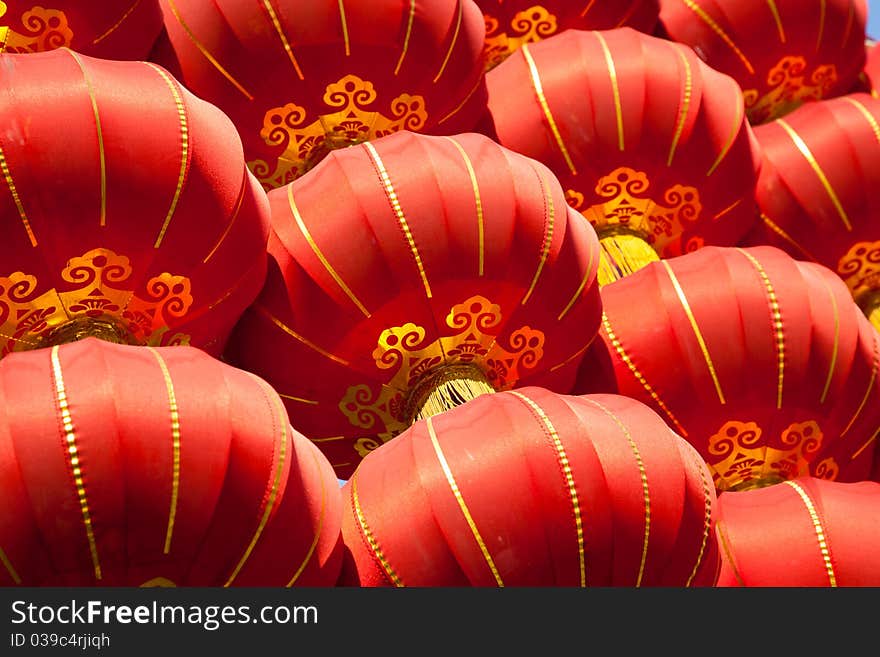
left=408, top=363, right=496, bottom=424
left=725, top=473, right=787, bottom=493
left=36, top=315, right=138, bottom=349
left=857, top=289, right=880, bottom=334
left=597, top=230, right=660, bottom=287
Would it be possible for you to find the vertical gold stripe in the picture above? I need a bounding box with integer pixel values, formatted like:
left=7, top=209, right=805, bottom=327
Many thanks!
left=841, top=97, right=880, bottom=145
left=582, top=397, right=650, bottom=586
left=777, top=119, right=851, bottom=231
left=784, top=480, right=837, bottom=586
left=614, top=1, right=641, bottom=28
left=262, top=0, right=305, bottom=80
left=68, top=50, right=106, bottom=228
left=759, top=213, right=820, bottom=262
left=842, top=331, right=878, bottom=440
left=394, top=0, right=416, bottom=75
left=765, top=0, right=786, bottom=43
left=147, top=348, right=181, bottom=555
left=668, top=44, right=693, bottom=166
left=707, top=98, right=744, bottom=177
left=817, top=276, right=839, bottom=404
left=351, top=471, right=404, bottom=586
left=224, top=377, right=288, bottom=587
left=166, top=0, right=254, bottom=100
left=92, top=0, right=142, bottom=44
left=0, top=546, right=21, bottom=585
left=148, top=63, right=189, bottom=249
left=686, top=448, right=713, bottom=587
left=286, top=450, right=326, bottom=587
left=662, top=260, right=727, bottom=405
left=852, top=428, right=879, bottom=461
left=203, top=170, right=247, bottom=264
left=680, top=0, right=756, bottom=74
left=437, top=74, right=481, bottom=125
left=548, top=335, right=596, bottom=373
left=444, top=137, right=484, bottom=276
left=580, top=0, right=597, bottom=18
left=522, top=168, right=554, bottom=306
left=0, top=144, right=37, bottom=247
left=433, top=0, right=462, bottom=83
left=426, top=416, right=504, bottom=586
left=254, top=305, right=351, bottom=366
left=363, top=142, right=432, bottom=299
left=841, top=0, right=855, bottom=47
left=509, top=392, right=586, bottom=587
left=602, top=312, right=688, bottom=436
left=337, top=0, right=351, bottom=57
left=521, top=44, right=578, bottom=175
left=715, top=521, right=747, bottom=587
left=594, top=32, right=625, bottom=151
left=558, top=234, right=596, bottom=321
left=289, top=184, right=371, bottom=317
left=816, top=0, right=827, bottom=53
left=712, top=198, right=742, bottom=222
left=737, top=249, right=785, bottom=409
left=51, top=345, right=102, bottom=581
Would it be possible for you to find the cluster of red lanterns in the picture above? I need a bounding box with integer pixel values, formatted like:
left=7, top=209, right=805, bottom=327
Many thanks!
left=1, top=0, right=878, bottom=588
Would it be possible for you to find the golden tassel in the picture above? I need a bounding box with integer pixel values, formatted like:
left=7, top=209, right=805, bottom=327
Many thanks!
left=597, top=231, right=661, bottom=287
left=35, top=315, right=138, bottom=349
left=408, top=363, right=496, bottom=424
left=858, top=289, right=880, bottom=335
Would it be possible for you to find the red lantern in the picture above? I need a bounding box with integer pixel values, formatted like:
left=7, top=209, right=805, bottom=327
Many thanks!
left=224, top=130, right=602, bottom=480
left=740, top=93, right=880, bottom=333
left=0, top=0, right=163, bottom=59
left=865, top=39, right=879, bottom=96
left=484, top=28, right=761, bottom=286
left=657, top=0, right=869, bottom=124
left=338, top=388, right=720, bottom=587
left=476, top=0, right=660, bottom=70
left=716, top=477, right=880, bottom=586
left=575, top=246, right=880, bottom=493
left=152, top=0, right=488, bottom=190
left=0, top=50, right=271, bottom=358
left=0, top=338, right=343, bottom=587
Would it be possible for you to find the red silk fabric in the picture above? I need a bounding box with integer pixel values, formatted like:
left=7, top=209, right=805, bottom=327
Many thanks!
left=484, top=28, right=761, bottom=258
left=740, top=93, right=880, bottom=311
left=0, top=0, right=163, bottom=59
left=152, top=0, right=488, bottom=190
left=575, top=246, right=880, bottom=492
left=224, top=130, right=603, bottom=480
left=338, top=389, right=720, bottom=587
left=716, top=477, right=880, bottom=586
left=0, top=338, right=343, bottom=587
left=658, top=0, right=868, bottom=124
left=0, top=50, right=271, bottom=358
left=475, top=0, right=660, bottom=70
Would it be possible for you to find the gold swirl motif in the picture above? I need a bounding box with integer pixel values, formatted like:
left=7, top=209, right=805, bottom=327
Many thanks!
left=248, top=74, right=428, bottom=190
left=708, top=420, right=826, bottom=492
left=483, top=5, right=559, bottom=71
left=0, top=248, right=193, bottom=357
left=0, top=5, right=73, bottom=53
left=338, top=295, right=546, bottom=449
left=744, top=56, right=839, bottom=124
left=837, top=241, right=880, bottom=303
left=578, top=167, right=702, bottom=247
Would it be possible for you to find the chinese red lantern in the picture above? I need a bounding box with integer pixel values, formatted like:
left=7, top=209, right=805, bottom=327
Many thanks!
left=740, top=93, right=880, bottom=332
left=0, top=338, right=343, bottom=587
left=152, top=0, right=488, bottom=190
left=224, top=130, right=602, bottom=480
left=484, top=28, right=761, bottom=287
left=657, top=0, right=868, bottom=124
left=575, top=246, right=880, bottom=493
left=338, top=389, right=720, bottom=587
left=0, top=49, right=271, bottom=358
left=716, top=477, right=880, bottom=586
left=0, top=0, right=163, bottom=59
left=476, top=0, right=660, bottom=70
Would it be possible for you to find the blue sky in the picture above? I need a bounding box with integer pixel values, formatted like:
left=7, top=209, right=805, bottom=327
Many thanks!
left=870, top=0, right=880, bottom=39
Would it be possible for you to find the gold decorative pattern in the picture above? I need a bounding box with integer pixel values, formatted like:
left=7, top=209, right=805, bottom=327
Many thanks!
left=0, top=4, right=73, bottom=53
left=708, top=420, right=833, bottom=491
left=248, top=75, right=428, bottom=189
left=744, top=56, right=838, bottom=124
left=510, top=391, right=585, bottom=587
left=568, top=168, right=702, bottom=248
left=0, top=248, right=193, bottom=356
left=351, top=471, right=404, bottom=586
left=51, top=345, right=102, bottom=581
left=427, top=416, right=504, bottom=586
left=784, top=479, right=837, bottom=586
left=484, top=5, right=559, bottom=71
left=837, top=241, right=880, bottom=303
left=339, top=295, right=545, bottom=452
